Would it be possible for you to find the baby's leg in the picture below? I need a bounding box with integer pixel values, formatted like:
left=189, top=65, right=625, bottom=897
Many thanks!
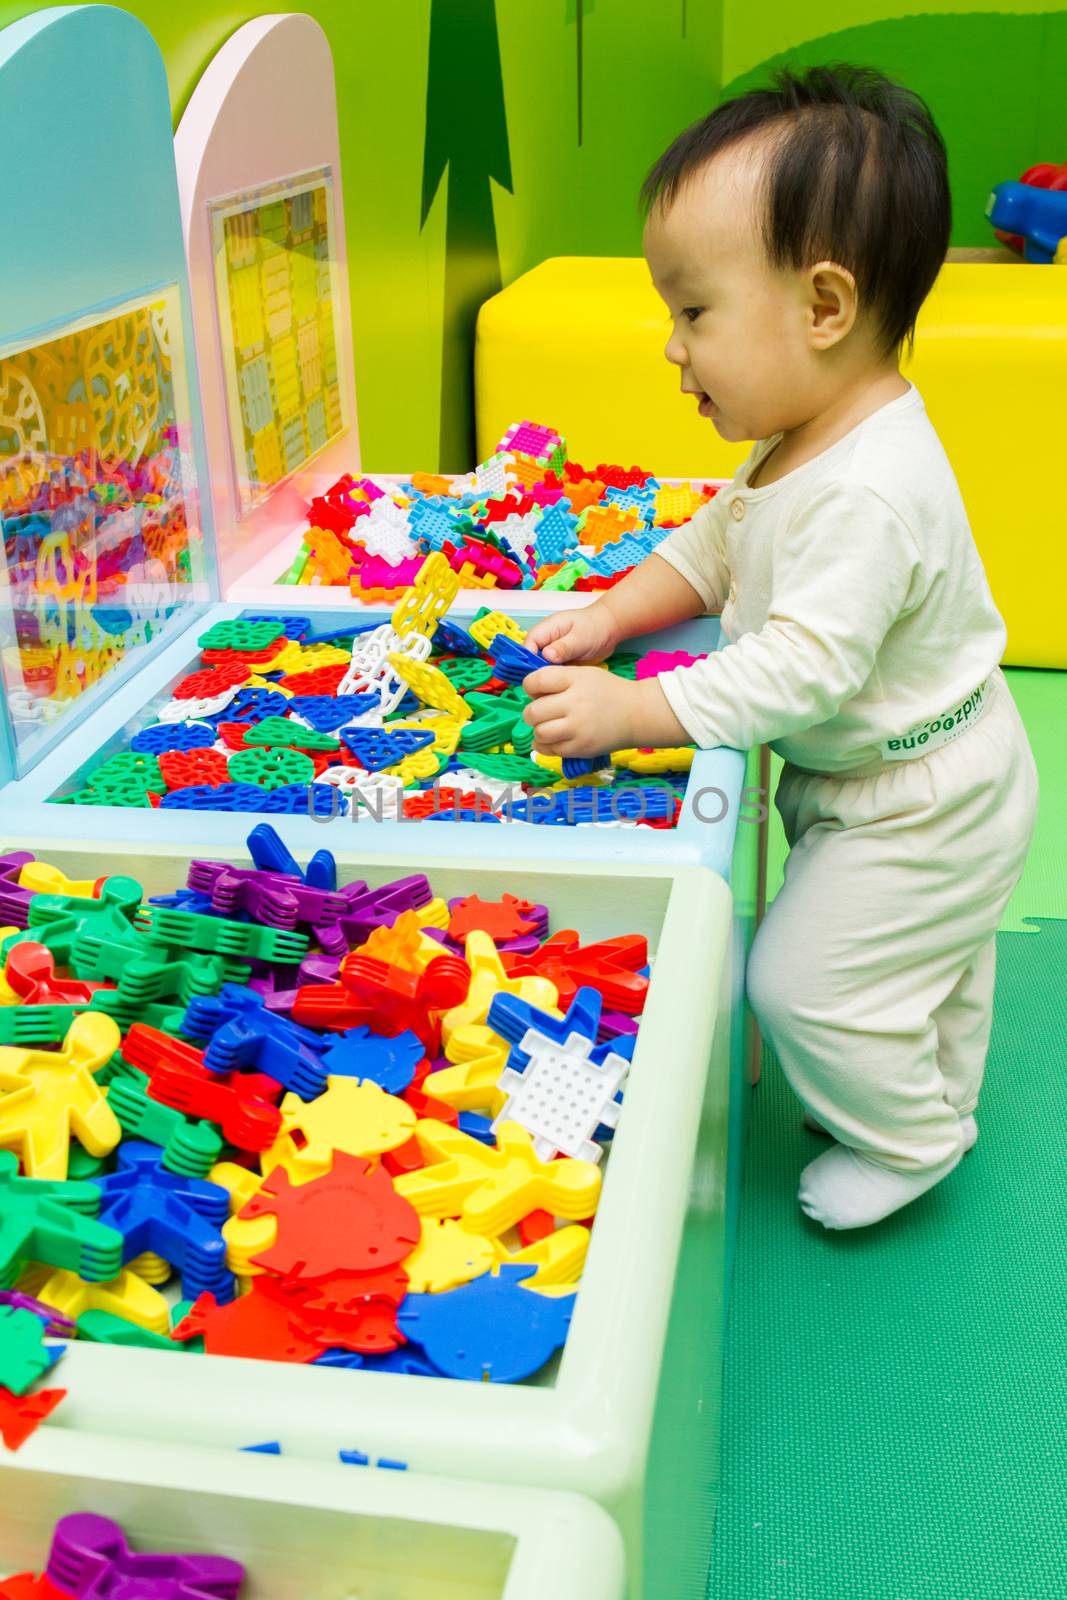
left=747, top=689, right=1036, bottom=1229
left=933, top=934, right=996, bottom=1121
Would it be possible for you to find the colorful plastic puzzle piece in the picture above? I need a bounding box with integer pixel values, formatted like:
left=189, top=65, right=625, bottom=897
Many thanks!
left=398, top=1263, right=574, bottom=1382
left=0, top=1012, right=123, bottom=1179
left=44, top=1512, right=245, bottom=1599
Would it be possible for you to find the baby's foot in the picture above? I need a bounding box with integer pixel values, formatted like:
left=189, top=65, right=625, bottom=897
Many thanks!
left=803, top=1110, right=979, bottom=1151
left=798, top=1143, right=963, bottom=1230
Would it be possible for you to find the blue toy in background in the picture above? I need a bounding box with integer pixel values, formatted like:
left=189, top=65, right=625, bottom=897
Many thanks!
left=986, top=181, right=1067, bottom=262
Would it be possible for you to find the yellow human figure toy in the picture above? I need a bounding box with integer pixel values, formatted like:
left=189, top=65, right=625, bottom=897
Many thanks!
left=0, top=1012, right=122, bottom=1179
left=18, top=1262, right=170, bottom=1335
left=441, top=930, right=559, bottom=1047
left=395, top=1120, right=602, bottom=1236
left=18, top=863, right=100, bottom=898
left=425, top=1027, right=511, bottom=1116
left=496, top=1223, right=590, bottom=1293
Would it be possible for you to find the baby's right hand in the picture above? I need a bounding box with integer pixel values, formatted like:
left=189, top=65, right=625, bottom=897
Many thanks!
left=525, top=603, right=619, bottom=664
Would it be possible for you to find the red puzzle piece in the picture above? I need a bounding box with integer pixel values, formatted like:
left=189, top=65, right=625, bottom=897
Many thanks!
left=298, top=1266, right=409, bottom=1354
left=125, top=1026, right=282, bottom=1152
left=293, top=954, right=470, bottom=1054
left=4, top=944, right=114, bottom=1007
left=172, top=1278, right=323, bottom=1363
left=0, top=1384, right=67, bottom=1451
left=157, top=749, right=231, bottom=790
left=447, top=893, right=540, bottom=943
left=240, top=1154, right=421, bottom=1282
left=501, top=931, right=649, bottom=1015
left=171, top=664, right=250, bottom=700
left=276, top=664, right=349, bottom=696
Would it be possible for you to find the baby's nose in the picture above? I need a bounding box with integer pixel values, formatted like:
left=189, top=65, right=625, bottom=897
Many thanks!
left=664, top=328, right=688, bottom=367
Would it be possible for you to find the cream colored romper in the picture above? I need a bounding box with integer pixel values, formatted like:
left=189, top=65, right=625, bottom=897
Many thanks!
left=655, top=385, right=1039, bottom=1171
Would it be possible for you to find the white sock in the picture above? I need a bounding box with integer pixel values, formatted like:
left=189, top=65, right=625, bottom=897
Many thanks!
left=798, top=1142, right=964, bottom=1230
left=803, top=1109, right=979, bottom=1152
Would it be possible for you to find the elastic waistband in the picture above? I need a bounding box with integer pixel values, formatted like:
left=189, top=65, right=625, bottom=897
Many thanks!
left=786, top=672, right=999, bottom=783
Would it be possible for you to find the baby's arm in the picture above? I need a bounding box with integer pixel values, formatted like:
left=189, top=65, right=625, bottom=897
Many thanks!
left=523, top=481, right=920, bottom=758
left=526, top=490, right=731, bottom=663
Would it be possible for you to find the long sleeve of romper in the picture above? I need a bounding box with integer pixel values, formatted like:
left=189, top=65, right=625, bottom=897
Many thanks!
left=654, top=486, right=732, bottom=611
left=657, top=481, right=924, bottom=752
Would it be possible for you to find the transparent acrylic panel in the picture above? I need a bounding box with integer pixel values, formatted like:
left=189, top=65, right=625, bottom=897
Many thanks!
left=0, top=287, right=209, bottom=773
left=210, top=167, right=346, bottom=518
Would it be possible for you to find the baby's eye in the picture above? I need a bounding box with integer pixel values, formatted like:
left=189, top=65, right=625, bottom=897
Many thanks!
left=682, top=306, right=704, bottom=323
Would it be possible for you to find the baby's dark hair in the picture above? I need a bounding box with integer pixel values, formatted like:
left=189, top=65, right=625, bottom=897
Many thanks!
left=640, top=63, right=951, bottom=356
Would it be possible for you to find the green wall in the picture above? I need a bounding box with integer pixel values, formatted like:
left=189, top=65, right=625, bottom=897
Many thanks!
left=2, top=2, right=1063, bottom=470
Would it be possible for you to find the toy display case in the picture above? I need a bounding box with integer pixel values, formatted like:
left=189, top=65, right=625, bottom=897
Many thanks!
left=0, top=834, right=731, bottom=1600
left=2, top=1432, right=626, bottom=1599
left=173, top=14, right=724, bottom=612
left=0, top=6, right=215, bottom=782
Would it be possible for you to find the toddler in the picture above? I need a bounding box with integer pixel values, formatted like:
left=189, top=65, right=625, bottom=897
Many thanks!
left=523, top=64, right=1039, bottom=1230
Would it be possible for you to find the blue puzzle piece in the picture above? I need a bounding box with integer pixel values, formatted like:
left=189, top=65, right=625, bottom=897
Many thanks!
left=487, top=635, right=548, bottom=685
left=245, top=823, right=337, bottom=892
left=301, top=620, right=382, bottom=646
left=434, top=619, right=482, bottom=657
left=256, top=784, right=349, bottom=817
left=343, top=728, right=435, bottom=773
left=147, top=888, right=222, bottom=914
left=425, top=810, right=501, bottom=824
left=287, top=694, right=381, bottom=732
left=210, top=687, right=291, bottom=725
left=241, top=1440, right=283, bottom=1453
left=359, top=1346, right=443, bottom=1377
left=130, top=722, right=215, bottom=755
left=242, top=614, right=310, bottom=641
left=458, top=1111, right=495, bottom=1145
left=397, top=1265, right=575, bottom=1383
left=160, top=784, right=267, bottom=812
left=92, top=1141, right=233, bottom=1303
left=586, top=531, right=660, bottom=577
left=533, top=501, right=581, bottom=564
left=320, top=1026, right=424, bottom=1093
left=408, top=499, right=471, bottom=552
left=183, top=985, right=328, bottom=1100
left=314, top=1350, right=366, bottom=1371
left=488, top=987, right=603, bottom=1072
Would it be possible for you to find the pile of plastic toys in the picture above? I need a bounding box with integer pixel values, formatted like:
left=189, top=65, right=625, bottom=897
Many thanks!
left=55, top=553, right=703, bottom=822
left=0, top=1512, right=245, bottom=1599
left=0, top=825, right=649, bottom=1407
left=284, top=419, right=719, bottom=595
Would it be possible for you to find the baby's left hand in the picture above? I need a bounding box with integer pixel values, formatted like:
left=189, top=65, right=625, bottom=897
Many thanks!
left=522, top=666, right=644, bottom=757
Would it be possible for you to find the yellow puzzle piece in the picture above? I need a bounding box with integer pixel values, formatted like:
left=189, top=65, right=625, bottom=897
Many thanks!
left=395, top=1120, right=602, bottom=1237
left=0, top=1012, right=122, bottom=1179
left=264, top=1077, right=417, bottom=1183
left=442, top=930, right=559, bottom=1047
left=426, top=1026, right=510, bottom=1116
left=497, top=1223, right=590, bottom=1293
left=18, top=862, right=100, bottom=898
left=18, top=1262, right=170, bottom=1335
left=611, top=746, right=694, bottom=774
left=403, top=1216, right=499, bottom=1294
left=390, top=551, right=459, bottom=643
left=468, top=610, right=526, bottom=650
left=386, top=655, right=472, bottom=722
left=356, top=911, right=446, bottom=973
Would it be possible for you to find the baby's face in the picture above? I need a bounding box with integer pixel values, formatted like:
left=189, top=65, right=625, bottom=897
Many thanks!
left=644, top=147, right=820, bottom=444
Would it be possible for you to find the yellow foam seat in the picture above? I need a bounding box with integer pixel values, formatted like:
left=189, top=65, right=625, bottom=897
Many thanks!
left=477, top=257, right=1066, bottom=667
